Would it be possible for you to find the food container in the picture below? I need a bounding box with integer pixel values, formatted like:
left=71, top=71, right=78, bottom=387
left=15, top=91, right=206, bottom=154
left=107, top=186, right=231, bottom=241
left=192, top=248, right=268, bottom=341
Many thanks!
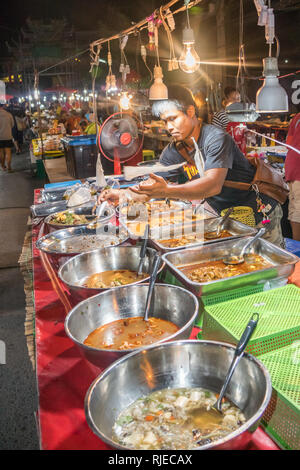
left=149, top=217, right=257, bottom=253
left=119, top=200, right=215, bottom=239
left=84, top=340, right=272, bottom=450
left=161, top=237, right=299, bottom=298
left=58, top=246, right=164, bottom=306
left=44, top=202, right=115, bottom=232
left=41, top=188, right=68, bottom=203
left=36, top=224, right=129, bottom=272
left=65, top=284, right=199, bottom=369
left=31, top=200, right=69, bottom=218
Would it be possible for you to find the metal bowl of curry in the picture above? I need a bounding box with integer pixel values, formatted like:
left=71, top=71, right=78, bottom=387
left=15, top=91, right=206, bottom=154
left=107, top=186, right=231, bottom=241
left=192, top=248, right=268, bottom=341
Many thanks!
left=58, top=246, right=165, bottom=307
left=64, top=283, right=199, bottom=369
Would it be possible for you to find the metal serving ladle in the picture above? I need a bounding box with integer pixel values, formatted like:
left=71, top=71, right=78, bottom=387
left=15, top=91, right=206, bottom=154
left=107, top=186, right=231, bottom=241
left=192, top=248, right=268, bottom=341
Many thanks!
left=137, top=224, right=150, bottom=277
left=223, top=227, right=266, bottom=265
left=87, top=201, right=109, bottom=229
left=205, top=207, right=234, bottom=239
left=143, top=253, right=161, bottom=322
left=189, top=313, right=259, bottom=424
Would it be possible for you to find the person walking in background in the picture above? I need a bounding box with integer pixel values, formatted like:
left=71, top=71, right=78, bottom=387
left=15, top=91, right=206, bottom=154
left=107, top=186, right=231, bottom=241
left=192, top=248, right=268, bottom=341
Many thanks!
left=0, top=103, right=15, bottom=172
left=285, top=112, right=300, bottom=241
left=15, top=110, right=27, bottom=154
left=9, top=107, right=21, bottom=154
left=211, top=86, right=241, bottom=131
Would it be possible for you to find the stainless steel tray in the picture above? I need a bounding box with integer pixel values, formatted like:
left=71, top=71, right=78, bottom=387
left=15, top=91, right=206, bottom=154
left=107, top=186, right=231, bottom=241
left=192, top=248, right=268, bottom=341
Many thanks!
left=149, top=217, right=257, bottom=253
left=44, top=203, right=115, bottom=231
left=116, top=198, right=192, bottom=218
left=162, top=237, right=299, bottom=298
left=36, top=223, right=130, bottom=272
left=120, top=205, right=215, bottom=239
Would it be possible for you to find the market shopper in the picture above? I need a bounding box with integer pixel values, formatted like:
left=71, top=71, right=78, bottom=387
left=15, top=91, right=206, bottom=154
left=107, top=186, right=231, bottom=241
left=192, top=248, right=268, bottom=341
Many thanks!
left=100, top=85, right=284, bottom=247
left=285, top=112, right=300, bottom=241
left=211, top=87, right=241, bottom=131
left=0, top=103, right=15, bottom=172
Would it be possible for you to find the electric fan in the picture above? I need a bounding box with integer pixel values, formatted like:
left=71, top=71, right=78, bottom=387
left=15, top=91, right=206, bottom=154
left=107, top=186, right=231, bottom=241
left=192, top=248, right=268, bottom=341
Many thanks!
left=98, top=112, right=144, bottom=175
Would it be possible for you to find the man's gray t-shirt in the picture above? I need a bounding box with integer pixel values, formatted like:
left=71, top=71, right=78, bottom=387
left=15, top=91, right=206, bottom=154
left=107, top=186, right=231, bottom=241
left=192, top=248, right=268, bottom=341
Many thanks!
left=159, top=123, right=277, bottom=223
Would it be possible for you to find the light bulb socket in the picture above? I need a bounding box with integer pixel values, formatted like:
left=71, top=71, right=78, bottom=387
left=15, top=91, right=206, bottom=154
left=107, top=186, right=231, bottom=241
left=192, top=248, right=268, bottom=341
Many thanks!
left=182, top=27, right=195, bottom=44
left=262, top=57, right=279, bottom=77
left=153, top=65, right=164, bottom=79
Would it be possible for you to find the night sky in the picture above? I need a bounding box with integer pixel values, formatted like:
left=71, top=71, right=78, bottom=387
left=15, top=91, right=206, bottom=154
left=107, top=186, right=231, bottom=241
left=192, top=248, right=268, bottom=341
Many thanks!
left=1, top=0, right=300, bottom=100
left=0, top=0, right=163, bottom=43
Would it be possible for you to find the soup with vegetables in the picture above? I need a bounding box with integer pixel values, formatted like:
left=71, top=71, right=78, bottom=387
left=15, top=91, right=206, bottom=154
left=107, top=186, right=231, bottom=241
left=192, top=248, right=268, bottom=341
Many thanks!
left=112, top=387, right=246, bottom=450
left=83, top=317, right=179, bottom=350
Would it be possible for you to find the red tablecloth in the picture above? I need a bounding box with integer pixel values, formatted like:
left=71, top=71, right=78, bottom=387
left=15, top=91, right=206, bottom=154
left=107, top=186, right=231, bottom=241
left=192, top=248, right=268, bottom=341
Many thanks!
left=32, top=190, right=280, bottom=451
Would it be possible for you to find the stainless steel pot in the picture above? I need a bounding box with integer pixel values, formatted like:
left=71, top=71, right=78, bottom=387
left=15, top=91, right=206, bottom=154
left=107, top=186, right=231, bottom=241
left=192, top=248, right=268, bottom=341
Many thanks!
left=65, top=283, right=199, bottom=369
left=36, top=224, right=129, bottom=272
left=58, top=246, right=164, bottom=306
left=85, top=340, right=272, bottom=450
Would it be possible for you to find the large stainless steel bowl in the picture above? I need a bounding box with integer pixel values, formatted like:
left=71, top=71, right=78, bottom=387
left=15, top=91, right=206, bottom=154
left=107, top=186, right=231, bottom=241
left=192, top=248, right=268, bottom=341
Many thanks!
left=44, top=202, right=115, bottom=232
left=65, top=284, right=199, bottom=369
left=36, top=224, right=129, bottom=272
left=58, top=246, right=164, bottom=306
left=85, top=340, right=272, bottom=450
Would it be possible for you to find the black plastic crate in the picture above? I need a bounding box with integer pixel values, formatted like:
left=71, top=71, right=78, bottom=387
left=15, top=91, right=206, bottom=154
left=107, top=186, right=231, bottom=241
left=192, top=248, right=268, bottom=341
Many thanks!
left=62, top=141, right=114, bottom=179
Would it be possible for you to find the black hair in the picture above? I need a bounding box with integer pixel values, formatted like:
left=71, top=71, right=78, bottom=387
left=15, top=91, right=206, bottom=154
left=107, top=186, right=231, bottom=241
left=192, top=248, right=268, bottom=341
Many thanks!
left=224, top=86, right=238, bottom=99
left=151, top=84, right=198, bottom=118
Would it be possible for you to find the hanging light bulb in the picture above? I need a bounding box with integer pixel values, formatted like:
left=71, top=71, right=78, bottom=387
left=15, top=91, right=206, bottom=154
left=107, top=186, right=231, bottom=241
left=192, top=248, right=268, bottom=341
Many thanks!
left=179, top=2, right=200, bottom=74
left=119, top=91, right=132, bottom=110
left=256, top=57, right=288, bottom=113
left=149, top=65, right=168, bottom=100
left=179, top=27, right=200, bottom=74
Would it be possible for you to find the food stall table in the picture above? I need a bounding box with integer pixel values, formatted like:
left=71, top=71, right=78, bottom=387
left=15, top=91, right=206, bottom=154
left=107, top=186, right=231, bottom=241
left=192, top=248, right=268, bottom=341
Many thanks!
left=31, top=189, right=280, bottom=451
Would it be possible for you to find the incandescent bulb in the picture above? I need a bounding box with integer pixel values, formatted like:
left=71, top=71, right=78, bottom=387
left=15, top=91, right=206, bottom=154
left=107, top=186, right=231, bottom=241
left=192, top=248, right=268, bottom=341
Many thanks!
left=119, top=92, right=131, bottom=110
left=179, top=27, right=200, bottom=74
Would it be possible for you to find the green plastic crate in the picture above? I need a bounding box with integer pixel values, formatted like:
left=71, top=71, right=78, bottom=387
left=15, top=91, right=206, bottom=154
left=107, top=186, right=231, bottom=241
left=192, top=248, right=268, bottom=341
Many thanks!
left=202, top=284, right=300, bottom=357
left=161, top=270, right=269, bottom=328
left=260, top=343, right=300, bottom=450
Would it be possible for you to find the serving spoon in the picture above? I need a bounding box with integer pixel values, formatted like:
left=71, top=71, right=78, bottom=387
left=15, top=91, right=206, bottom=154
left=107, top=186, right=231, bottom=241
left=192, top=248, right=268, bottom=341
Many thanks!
left=143, top=253, right=161, bottom=322
left=87, top=201, right=110, bottom=229
left=205, top=207, right=234, bottom=239
left=137, top=224, right=150, bottom=277
left=222, top=227, right=266, bottom=265
left=189, top=313, right=259, bottom=425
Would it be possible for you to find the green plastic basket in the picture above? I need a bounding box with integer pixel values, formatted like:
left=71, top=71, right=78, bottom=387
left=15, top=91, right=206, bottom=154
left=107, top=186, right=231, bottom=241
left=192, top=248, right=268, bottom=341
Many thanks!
left=202, top=284, right=300, bottom=357
left=260, top=343, right=300, bottom=450
left=162, top=270, right=269, bottom=328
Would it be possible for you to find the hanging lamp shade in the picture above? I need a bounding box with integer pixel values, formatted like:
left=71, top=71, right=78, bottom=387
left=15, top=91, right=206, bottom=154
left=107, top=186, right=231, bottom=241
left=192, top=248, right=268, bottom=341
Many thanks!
left=149, top=66, right=168, bottom=100
left=256, top=57, right=288, bottom=113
